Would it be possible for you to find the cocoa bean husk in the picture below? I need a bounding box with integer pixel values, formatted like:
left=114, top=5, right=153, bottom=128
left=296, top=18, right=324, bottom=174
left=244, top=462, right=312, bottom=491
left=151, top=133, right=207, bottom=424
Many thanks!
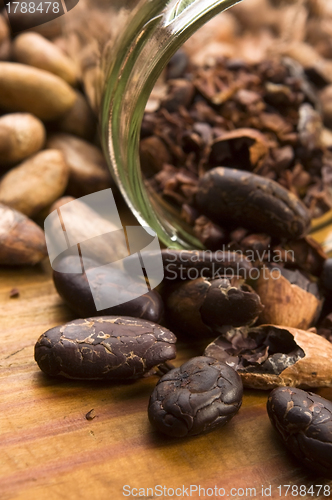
left=252, top=267, right=323, bottom=330
left=205, top=325, right=332, bottom=389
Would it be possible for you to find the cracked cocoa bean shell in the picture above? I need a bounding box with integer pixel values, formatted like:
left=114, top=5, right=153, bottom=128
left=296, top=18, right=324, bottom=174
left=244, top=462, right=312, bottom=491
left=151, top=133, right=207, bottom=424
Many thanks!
left=53, top=256, right=164, bottom=323
left=204, top=325, right=332, bottom=389
left=252, top=266, right=323, bottom=330
left=165, top=276, right=263, bottom=338
left=196, top=167, right=311, bottom=239
left=35, top=316, right=177, bottom=380
left=267, top=387, right=332, bottom=478
left=148, top=356, right=243, bottom=437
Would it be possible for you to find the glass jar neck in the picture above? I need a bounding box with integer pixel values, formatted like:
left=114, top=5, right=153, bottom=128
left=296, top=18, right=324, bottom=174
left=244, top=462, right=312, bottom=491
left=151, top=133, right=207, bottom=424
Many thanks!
left=67, top=0, right=242, bottom=248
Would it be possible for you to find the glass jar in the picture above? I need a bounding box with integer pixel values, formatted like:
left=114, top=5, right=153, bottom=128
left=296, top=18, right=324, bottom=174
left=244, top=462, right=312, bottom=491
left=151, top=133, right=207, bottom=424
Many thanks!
left=65, top=0, right=241, bottom=249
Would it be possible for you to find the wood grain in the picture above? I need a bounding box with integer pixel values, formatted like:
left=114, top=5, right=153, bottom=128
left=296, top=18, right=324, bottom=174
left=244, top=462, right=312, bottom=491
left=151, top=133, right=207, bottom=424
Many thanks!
left=1, top=263, right=332, bottom=500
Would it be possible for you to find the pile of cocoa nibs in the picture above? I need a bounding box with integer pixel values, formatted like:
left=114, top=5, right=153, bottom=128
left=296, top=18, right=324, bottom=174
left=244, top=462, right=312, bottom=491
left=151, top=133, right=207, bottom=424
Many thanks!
left=141, top=54, right=332, bottom=248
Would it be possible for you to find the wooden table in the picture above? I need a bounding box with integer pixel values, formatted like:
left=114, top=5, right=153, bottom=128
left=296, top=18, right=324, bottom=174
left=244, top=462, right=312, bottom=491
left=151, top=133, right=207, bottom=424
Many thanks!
left=1, top=206, right=332, bottom=499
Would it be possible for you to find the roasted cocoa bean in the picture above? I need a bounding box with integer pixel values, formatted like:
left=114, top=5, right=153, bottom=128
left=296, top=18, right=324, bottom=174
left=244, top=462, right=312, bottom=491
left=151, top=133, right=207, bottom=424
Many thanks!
left=165, top=277, right=263, bottom=338
left=148, top=356, right=243, bottom=437
left=53, top=256, right=164, bottom=323
left=35, top=317, right=177, bottom=380
left=196, top=167, right=311, bottom=239
left=267, top=387, right=332, bottom=478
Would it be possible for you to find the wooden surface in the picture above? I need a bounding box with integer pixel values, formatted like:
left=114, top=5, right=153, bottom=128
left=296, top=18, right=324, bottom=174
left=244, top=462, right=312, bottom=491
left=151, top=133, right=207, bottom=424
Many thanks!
left=1, top=264, right=332, bottom=500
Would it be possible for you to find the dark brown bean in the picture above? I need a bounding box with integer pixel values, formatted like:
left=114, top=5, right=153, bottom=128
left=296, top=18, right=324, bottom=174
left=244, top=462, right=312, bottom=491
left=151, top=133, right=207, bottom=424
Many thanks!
left=53, top=256, right=164, bottom=323
left=148, top=356, right=243, bottom=437
left=267, top=387, right=332, bottom=478
left=35, top=317, right=177, bottom=380
left=196, top=167, right=311, bottom=239
left=165, top=277, right=263, bottom=338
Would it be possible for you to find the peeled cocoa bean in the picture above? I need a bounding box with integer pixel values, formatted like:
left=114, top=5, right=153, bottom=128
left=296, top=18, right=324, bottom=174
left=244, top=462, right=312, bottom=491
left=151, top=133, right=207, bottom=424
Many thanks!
left=0, top=63, right=76, bottom=120
left=148, top=356, right=243, bottom=437
left=267, top=387, right=332, bottom=478
left=0, top=203, right=47, bottom=265
left=196, top=167, right=311, bottom=239
left=0, top=150, right=69, bottom=216
left=53, top=256, right=164, bottom=323
left=35, top=316, right=177, bottom=380
left=0, top=113, right=46, bottom=166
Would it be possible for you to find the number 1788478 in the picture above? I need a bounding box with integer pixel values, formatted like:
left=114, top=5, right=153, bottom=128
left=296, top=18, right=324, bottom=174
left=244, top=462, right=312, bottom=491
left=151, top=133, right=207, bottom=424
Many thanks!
left=5, top=2, right=60, bottom=14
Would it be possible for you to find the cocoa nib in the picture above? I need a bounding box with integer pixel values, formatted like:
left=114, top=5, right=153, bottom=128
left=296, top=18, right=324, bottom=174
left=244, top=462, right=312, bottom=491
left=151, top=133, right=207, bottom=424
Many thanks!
left=204, top=326, right=305, bottom=375
left=142, top=55, right=332, bottom=247
left=204, top=324, right=332, bottom=389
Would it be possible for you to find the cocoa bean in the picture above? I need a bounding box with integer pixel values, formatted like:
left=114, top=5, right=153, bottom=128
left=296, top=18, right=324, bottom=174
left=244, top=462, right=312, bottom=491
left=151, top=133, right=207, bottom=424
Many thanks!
left=0, top=203, right=47, bottom=265
left=0, top=150, right=69, bottom=216
left=35, top=316, right=177, bottom=380
left=13, top=32, right=78, bottom=86
left=0, top=63, right=76, bottom=120
left=46, top=133, right=112, bottom=196
left=0, top=113, right=46, bottom=166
